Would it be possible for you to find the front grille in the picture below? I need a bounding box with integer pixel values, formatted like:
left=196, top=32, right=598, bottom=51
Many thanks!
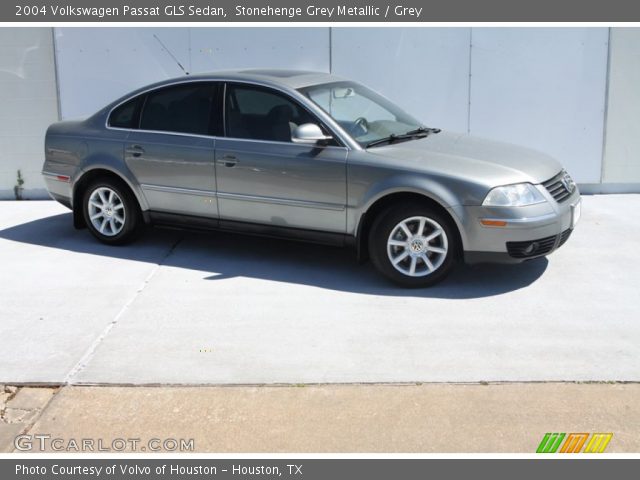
left=506, top=228, right=572, bottom=259
left=542, top=170, right=574, bottom=203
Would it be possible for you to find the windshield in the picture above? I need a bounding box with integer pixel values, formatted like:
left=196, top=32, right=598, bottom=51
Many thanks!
left=299, top=81, right=424, bottom=147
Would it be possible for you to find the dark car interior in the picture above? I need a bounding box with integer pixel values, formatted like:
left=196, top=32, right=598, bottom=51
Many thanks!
left=225, top=85, right=316, bottom=142
left=139, top=84, right=213, bottom=136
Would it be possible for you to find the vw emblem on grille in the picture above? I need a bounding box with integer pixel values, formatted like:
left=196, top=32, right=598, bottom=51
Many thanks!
left=561, top=172, right=575, bottom=193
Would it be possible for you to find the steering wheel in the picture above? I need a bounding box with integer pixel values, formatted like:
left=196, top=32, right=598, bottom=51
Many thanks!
left=354, top=117, right=369, bottom=132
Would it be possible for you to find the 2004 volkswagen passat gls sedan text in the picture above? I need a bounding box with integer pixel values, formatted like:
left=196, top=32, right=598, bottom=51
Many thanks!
left=42, top=70, right=581, bottom=287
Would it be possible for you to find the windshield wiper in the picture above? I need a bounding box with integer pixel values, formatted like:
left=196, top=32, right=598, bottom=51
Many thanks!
left=365, top=127, right=441, bottom=149
left=405, top=126, right=441, bottom=136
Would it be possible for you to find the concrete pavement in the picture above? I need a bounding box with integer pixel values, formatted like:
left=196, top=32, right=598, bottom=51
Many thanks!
left=0, top=386, right=57, bottom=452
left=0, top=195, right=639, bottom=385
left=2, top=383, right=639, bottom=453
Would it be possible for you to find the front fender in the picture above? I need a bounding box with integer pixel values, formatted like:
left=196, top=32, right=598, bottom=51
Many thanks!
left=348, top=172, right=462, bottom=235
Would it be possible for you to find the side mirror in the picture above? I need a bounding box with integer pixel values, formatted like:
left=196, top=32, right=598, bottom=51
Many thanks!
left=292, top=123, right=333, bottom=145
left=332, top=87, right=355, bottom=99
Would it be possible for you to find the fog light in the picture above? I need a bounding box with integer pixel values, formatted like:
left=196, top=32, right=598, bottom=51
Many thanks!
left=523, top=242, right=538, bottom=255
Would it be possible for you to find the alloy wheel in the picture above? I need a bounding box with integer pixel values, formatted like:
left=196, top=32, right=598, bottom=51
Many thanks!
left=386, top=216, right=449, bottom=277
left=87, top=187, right=126, bottom=237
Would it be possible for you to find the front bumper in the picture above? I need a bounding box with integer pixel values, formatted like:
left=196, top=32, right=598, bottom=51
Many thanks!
left=451, top=187, right=581, bottom=265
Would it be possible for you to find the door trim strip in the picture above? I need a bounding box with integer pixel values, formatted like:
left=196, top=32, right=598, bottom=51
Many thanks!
left=141, top=184, right=217, bottom=197
left=216, top=191, right=345, bottom=211
left=141, top=184, right=345, bottom=211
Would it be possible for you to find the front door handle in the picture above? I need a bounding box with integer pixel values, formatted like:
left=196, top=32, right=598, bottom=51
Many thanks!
left=125, top=145, right=145, bottom=158
left=217, top=155, right=238, bottom=168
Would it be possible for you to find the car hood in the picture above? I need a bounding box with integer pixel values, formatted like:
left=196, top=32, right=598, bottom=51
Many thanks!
left=368, top=131, right=562, bottom=187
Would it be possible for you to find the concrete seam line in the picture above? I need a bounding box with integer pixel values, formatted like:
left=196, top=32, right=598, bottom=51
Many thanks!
left=62, top=237, right=183, bottom=385
left=60, top=380, right=640, bottom=388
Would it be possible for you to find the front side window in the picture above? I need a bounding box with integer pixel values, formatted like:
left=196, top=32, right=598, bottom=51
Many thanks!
left=299, top=81, right=423, bottom=147
left=139, top=83, right=215, bottom=135
left=225, top=84, right=317, bottom=143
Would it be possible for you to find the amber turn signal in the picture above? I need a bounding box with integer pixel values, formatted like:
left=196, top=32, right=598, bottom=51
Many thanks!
left=480, top=219, right=508, bottom=227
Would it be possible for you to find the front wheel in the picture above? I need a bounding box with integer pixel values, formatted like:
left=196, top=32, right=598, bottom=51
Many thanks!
left=82, top=178, right=141, bottom=245
left=368, top=204, right=458, bottom=287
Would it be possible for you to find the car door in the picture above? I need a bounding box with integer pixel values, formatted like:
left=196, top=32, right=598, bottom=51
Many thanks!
left=121, top=81, right=220, bottom=218
left=215, top=83, right=348, bottom=234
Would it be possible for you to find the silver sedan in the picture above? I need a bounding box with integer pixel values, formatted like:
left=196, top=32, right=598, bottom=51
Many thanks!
left=42, top=70, right=581, bottom=287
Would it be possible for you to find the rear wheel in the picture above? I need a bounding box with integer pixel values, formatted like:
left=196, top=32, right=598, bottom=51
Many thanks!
left=82, top=178, right=141, bottom=245
left=368, top=204, right=458, bottom=287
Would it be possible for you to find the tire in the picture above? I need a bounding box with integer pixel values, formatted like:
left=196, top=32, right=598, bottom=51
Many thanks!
left=81, top=177, right=142, bottom=245
left=368, top=203, right=458, bottom=287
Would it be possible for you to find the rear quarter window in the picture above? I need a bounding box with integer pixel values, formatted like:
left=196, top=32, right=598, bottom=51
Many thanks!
left=108, top=97, right=142, bottom=129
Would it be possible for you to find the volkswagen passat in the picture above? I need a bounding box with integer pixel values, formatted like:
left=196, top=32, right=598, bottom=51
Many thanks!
left=43, top=70, right=581, bottom=287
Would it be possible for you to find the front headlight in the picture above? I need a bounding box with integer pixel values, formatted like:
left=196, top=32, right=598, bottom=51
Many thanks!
left=482, top=183, right=547, bottom=207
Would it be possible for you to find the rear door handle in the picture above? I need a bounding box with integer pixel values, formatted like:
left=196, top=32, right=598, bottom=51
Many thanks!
left=125, top=145, right=145, bottom=158
left=217, top=155, right=238, bottom=167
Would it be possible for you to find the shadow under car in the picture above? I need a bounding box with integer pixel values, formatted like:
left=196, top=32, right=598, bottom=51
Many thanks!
left=0, top=212, right=548, bottom=299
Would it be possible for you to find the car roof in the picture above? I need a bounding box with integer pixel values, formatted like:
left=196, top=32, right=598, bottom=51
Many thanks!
left=155, top=69, right=346, bottom=90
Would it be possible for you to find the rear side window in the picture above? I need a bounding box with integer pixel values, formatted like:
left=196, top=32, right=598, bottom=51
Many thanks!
left=139, top=83, right=216, bottom=135
left=108, top=97, right=142, bottom=129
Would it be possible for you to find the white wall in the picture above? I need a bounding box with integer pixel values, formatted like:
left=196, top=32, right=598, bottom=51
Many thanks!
left=54, top=27, right=330, bottom=119
left=603, top=28, right=640, bottom=184
left=469, top=28, right=609, bottom=184
left=331, top=28, right=471, bottom=132
left=189, top=28, right=330, bottom=73
left=0, top=28, right=58, bottom=199
left=54, top=28, right=190, bottom=119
